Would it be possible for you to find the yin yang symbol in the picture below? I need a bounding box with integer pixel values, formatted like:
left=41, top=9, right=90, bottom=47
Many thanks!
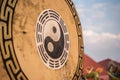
left=36, top=9, right=70, bottom=69
left=44, top=20, right=64, bottom=59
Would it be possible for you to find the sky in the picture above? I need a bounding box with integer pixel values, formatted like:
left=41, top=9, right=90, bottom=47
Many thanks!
left=73, top=0, right=120, bottom=62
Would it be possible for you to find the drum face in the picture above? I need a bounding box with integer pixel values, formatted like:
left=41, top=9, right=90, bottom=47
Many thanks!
left=0, top=0, right=84, bottom=80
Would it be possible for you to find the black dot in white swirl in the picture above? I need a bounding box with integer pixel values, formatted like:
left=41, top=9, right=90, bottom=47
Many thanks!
left=36, top=9, right=70, bottom=69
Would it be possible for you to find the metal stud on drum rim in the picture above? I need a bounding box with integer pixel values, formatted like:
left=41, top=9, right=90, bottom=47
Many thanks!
left=0, top=0, right=84, bottom=80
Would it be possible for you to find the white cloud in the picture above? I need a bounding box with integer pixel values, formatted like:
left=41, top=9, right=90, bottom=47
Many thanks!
left=83, top=30, right=120, bottom=62
left=75, top=2, right=107, bottom=32
left=83, top=30, right=120, bottom=47
left=75, top=2, right=120, bottom=33
left=73, top=0, right=120, bottom=62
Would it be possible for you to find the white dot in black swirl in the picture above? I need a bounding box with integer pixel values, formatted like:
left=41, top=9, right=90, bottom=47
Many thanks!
left=47, top=42, right=54, bottom=52
left=36, top=9, right=70, bottom=69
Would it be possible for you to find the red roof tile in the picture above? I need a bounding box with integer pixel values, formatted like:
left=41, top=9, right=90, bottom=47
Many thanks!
left=83, top=54, right=108, bottom=76
left=99, top=58, right=120, bottom=70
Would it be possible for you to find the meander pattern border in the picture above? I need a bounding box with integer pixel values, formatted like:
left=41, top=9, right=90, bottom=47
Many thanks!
left=0, top=0, right=28, bottom=80
left=0, top=0, right=84, bottom=80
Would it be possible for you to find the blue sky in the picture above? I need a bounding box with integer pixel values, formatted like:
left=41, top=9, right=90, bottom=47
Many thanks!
left=73, top=0, right=120, bottom=62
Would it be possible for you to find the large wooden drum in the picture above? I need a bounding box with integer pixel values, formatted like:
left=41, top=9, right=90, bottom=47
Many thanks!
left=0, top=0, right=84, bottom=80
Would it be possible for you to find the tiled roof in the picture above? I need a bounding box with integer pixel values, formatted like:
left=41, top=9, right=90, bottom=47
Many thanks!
left=99, top=58, right=120, bottom=70
left=83, top=54, right=108, bottom=76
